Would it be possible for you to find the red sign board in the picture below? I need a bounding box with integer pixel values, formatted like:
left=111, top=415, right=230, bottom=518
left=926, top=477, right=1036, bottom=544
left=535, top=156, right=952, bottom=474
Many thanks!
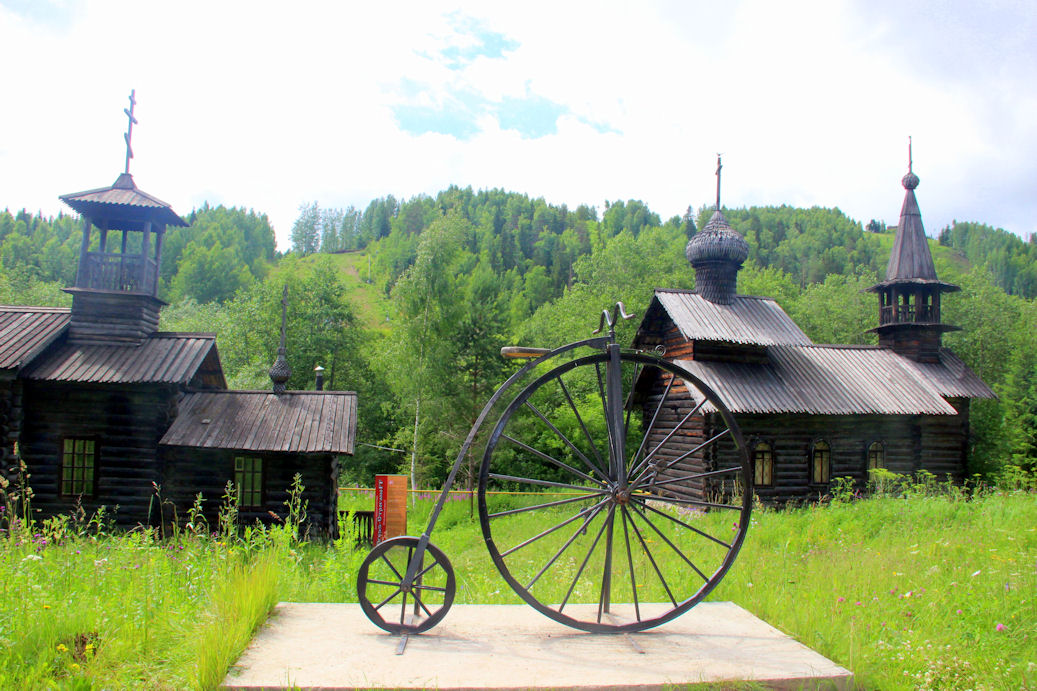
left=374, top=474, right=408, bottom=544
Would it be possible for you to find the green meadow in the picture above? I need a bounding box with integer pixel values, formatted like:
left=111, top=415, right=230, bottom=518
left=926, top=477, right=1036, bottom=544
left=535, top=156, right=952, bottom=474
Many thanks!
left=1, top=479, right=1034, bottom=690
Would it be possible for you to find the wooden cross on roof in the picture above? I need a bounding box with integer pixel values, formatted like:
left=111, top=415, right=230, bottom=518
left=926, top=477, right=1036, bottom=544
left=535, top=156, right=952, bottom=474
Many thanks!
left=123, top=89, right=138, bottom=174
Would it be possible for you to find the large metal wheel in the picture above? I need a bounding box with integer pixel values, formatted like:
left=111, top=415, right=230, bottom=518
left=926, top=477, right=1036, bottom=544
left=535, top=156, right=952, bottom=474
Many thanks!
left=357, top=536, right=456, bottom=634
left=477, top=351, right=751, bottom=632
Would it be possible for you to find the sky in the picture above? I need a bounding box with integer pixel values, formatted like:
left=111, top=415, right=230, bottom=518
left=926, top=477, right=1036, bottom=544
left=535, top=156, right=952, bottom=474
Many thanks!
left=1, top=0, right=1034, bottom=250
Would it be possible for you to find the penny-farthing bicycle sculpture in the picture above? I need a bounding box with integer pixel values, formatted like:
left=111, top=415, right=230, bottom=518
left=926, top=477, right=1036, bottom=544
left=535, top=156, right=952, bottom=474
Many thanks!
left=357, top=303, right=752, bottom=634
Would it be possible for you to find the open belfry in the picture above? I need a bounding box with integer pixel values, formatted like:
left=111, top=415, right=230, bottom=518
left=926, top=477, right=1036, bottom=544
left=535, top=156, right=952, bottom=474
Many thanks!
left=0, top=92, right=357, bottom=534
left=631, top=153, right=994, bottom=504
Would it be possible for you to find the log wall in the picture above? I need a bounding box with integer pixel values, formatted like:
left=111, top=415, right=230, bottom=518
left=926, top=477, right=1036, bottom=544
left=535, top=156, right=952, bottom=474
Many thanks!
left=20, top=381, right=176, bottom=525
left=161, top=448, right=339, bottom=538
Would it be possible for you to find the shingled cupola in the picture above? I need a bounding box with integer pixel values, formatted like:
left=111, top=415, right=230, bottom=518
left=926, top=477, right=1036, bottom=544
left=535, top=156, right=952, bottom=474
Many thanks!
left=685, top=155, right=749, bottom=304
left=866, top=140, right=960, bottom=363
left=59, top=90, right=187, bottom=346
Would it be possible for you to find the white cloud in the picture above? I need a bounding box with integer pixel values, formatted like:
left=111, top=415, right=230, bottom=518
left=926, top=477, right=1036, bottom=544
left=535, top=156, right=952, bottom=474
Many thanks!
left=1, top=0, right=1033, bottom=249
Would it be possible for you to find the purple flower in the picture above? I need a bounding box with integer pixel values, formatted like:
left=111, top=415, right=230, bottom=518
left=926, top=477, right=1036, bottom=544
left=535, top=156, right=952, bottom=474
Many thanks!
left=996, top=623, right=1006, bottom=632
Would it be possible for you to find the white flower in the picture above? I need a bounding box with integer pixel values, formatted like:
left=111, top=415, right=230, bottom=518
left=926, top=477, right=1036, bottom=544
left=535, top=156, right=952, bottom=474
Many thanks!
left=21, top=554, right=42, bottom=562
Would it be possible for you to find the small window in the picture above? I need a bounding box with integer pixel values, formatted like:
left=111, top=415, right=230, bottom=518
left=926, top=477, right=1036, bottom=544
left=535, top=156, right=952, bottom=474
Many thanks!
left=867, top=441, right=885, bottom=470
left=61, top=438, right=97, bottom=496
left=811, top=440, right=831, bottom=484
left=753, top=441, right=774, bottom=487
left=234, top=456, right=263, bottom=508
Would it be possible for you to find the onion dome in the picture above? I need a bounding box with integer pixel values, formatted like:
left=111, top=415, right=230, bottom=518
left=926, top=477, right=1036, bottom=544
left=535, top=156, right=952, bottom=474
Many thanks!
left=685, top=209, right=750, bottom=266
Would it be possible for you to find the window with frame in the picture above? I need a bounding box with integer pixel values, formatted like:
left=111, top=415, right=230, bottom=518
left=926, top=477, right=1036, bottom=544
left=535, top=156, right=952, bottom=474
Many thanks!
left=811, top=440, right=831, bottom=484
left=867, top=441, right=885, bottom=470
left=753, top=441, right=774, bottom=487
left=234, top=456, right=263, bottom=508
left=61, top=438, right=96, bottom=496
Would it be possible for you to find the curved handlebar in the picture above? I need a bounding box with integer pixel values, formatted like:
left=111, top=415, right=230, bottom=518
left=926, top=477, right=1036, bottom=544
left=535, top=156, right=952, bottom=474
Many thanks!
left=593, top=301, right=636, bottom=335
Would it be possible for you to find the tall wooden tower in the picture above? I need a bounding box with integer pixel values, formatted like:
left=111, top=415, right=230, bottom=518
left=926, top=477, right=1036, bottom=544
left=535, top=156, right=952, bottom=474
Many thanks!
left=59, top=90, right=187, bottom=345
left=867, top=144, right=960, bottom=362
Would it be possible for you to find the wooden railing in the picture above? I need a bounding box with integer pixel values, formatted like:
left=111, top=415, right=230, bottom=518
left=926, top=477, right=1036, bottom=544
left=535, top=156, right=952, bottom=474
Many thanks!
left=880, top=304, right=936, bottom=325
left=78, top=252, right=157, bottom=294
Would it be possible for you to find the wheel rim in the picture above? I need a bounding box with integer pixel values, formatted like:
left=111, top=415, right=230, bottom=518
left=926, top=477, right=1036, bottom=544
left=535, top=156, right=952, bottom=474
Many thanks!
left=357, top=536, right=456, bottom=634
left=478, top=352, right=751, bottom=632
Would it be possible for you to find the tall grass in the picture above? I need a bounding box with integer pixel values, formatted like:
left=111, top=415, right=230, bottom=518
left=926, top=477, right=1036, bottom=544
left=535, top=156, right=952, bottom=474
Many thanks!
left=2, top=478, right=1034, bottom=689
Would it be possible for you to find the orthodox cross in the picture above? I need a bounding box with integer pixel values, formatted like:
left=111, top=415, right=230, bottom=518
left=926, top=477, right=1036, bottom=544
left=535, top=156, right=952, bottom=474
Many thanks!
left=715, top=153, right=723, bottom=210
left=908, top=135, right=913, bottom=173
left=123, top=89, right=138, bottom=174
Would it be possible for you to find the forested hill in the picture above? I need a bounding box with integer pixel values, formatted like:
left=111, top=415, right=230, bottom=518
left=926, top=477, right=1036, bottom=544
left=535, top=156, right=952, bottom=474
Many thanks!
left=939, top=221, right=1037, bottom=298
left=1, top=191, right=1034, bottom=484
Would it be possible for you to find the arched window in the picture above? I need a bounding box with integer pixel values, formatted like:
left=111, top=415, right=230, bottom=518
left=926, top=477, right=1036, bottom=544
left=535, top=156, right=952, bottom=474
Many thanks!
left=867, top=441, right=885, bottom=470
left=811, top=440, right=830, bottom=485
left=753, top=441, right=774, bottom=487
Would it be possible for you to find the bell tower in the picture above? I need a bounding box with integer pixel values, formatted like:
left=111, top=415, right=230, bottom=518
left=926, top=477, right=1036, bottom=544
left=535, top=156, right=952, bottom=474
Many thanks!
left=867, top=141, right=960, bottom=362
left=59, top=90, right=187, bottom=346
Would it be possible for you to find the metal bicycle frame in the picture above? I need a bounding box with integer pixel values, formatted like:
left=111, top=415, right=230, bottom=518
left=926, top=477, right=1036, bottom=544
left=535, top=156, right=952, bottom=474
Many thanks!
left=396, top=306, right=633, bottom=595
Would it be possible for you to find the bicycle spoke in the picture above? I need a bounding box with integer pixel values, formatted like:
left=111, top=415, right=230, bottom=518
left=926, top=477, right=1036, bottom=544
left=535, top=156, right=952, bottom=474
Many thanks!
left=629, top=396, right=708, bottom=481
left=629, top=503, right=709, bottom=583
left=621, top=505, right=641, bottom=621
left=500, top=499, right=608, bottom=557
left=644, top=464, right=742, bottom=490
left=560, top=504, right=615, bottom=612
left=503, top=432, right=604, bottom=487
left=629, top=427, right=730, bottom=491
left=489, top=472, right=609, bottom=494
left=379, top=552, right=404, bottom=582
left=489, top=491, right=598, bottom=519
left=525, top=502, right=607, bottom=590
left=638, top=492, right=744, bottom=512
left=597, top=508, right=616, bottom=623
left=622, top=360, right=643, bottom=443
left=413, top=592, right=435, bottom=619
left=630, top=375, right=675, bottom=471
left=624, top=504, right=677, bottom=607
left=557, top=375, right=608, bottom=477
left=631, top=496, right=732, bottom=549
left=373, top=587, right=403, bottom=612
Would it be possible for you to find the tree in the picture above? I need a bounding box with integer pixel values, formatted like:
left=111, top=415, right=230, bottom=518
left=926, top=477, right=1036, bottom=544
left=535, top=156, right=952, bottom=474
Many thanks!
left=290, top=202, right=321, bottom=256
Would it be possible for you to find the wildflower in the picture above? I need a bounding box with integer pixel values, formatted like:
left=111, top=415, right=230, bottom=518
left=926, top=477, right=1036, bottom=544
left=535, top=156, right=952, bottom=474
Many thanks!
left=855, top=601, right=862, bottom=606
left=21, top=554, right=42, bottom=562
left=56, top=644, right=68, bottom=653
left=837, top=596, right=845, bottom=603
left=971, top=570, right=981, bottom=577
left=43, top=604, right=51, bottom=610
left=70, top=663, right=80, bottom=671
left=996, top=623, right=1006, bottom=631
left=957, top=609, right=963, bottom=615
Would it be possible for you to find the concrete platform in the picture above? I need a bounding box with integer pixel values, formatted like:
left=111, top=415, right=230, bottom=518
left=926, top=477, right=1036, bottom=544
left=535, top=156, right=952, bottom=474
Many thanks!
left=223, top=602, right=852, bottom=690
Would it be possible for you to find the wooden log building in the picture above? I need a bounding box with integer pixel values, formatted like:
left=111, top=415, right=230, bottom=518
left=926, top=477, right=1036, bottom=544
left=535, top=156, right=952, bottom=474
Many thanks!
left=632, top=157, right=994, bottom=505
left=0, top=96, right=356, bottom=535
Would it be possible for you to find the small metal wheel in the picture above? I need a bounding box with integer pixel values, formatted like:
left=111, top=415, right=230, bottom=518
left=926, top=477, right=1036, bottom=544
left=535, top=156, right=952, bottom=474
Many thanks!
left=478, top=351, right=751, bottom=632
left=356, top=536, right=456, bottom=634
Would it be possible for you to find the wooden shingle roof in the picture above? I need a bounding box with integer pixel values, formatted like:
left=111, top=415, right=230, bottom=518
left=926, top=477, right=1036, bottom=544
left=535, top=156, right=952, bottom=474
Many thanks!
left=0, top=306, right=70, bottom=372
left=160, top=390, right=357, bottom=454
left=675, top=344, right=993, bottom=416
left=648, top=290, right=812, bottom=346
left=60, top=173, right=187, bottom=231
left=24, top=332, right=220, bottom=385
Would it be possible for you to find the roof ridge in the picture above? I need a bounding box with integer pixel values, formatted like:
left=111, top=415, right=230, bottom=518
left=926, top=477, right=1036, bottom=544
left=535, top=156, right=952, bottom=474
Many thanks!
left=150, top=331, right=217, bottom=339
left=0, top=305, right=71, bottom=313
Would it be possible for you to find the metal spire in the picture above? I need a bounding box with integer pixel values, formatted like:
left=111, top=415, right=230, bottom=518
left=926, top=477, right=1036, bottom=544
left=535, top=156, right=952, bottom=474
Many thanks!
left=715, top=153, right=723, bottom=210
left=123, top=89, right=138, bottom=175
left=269, top=285, right=292, bottom=394
left=908, top=135, right=913, bottom=174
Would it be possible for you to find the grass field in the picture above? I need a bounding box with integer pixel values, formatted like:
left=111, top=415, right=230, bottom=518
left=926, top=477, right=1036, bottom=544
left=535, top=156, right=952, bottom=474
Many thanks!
left=1, top=481, right=1033, bottom=690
